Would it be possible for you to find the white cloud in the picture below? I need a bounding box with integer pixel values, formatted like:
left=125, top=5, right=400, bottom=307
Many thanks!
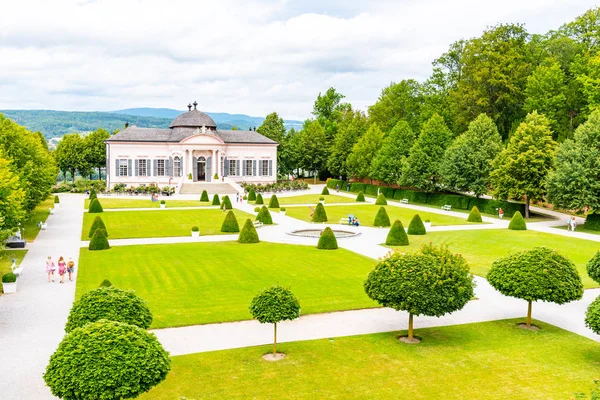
left=0, top=0, right=597, bottom=119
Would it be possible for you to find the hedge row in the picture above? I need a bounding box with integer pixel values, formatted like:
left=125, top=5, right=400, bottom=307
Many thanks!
left=326, top=179, right=525, bottom=217
left=585, top=213, right=600, bottom=231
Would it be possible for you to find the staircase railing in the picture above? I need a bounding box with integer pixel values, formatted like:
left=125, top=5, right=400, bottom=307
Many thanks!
left=175, top=175, right=186, bottom=195
left=224, top=177, right=244, bottom=194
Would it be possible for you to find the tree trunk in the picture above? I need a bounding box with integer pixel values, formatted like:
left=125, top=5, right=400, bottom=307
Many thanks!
left=313, top=173, right=316, bottom=184
left=273, top=323, right=277, bottom=356
left=98, top=167, right=102, bottom=180
left=525, top=195, right=530, bottom=219
left=408, top=313, right=413, bottom=340
left=526, top=300, right=532, bottom=328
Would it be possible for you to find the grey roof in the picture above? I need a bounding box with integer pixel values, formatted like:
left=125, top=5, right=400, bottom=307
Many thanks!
left=170, top=109, right=216, bottom=128
left=107, top=126, right=277, bottom=145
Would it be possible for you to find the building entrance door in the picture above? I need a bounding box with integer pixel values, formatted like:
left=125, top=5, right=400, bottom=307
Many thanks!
left=197, top=157, right=206, bottom=181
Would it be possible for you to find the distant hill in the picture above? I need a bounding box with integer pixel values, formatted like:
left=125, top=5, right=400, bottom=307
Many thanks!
left=0, top=108, right=303, bottom=140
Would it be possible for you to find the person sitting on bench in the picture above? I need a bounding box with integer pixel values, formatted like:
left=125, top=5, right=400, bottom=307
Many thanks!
left=352, top=217, right=360, bottom=227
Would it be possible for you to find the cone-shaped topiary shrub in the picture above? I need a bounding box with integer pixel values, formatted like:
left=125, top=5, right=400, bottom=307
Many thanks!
left=467, top=206, right=482, bottom=223
left=586, top=251, right=600, bottom=284
left=200, top=190, right=209, bottom=202
left=375, top=193, right=387, bottom=205
left=268, top=194, right=280, bottom=208
left=374, top=206, right=391, bottom=227
left=54, top=195, right=60, bottom=204
left=356, top=191, right=365, bottom=202
left=312, top=202, right=328, bottom=222
left=89, top=228, right=110, bottom=250
left=407, top=214, right=426, bottom=235
left=221, top=210, right=240, bottom=232
left=238, top=218, right=260, bottom=243
left=317, top=227, right=338, bottom=250
left=255, top=193, right=264, bottom=205
left=212, top=194, right=220, bottom=206
left=386, top=220, right=409, bottom=246
left=322, top=186, right=330, bottom=195
left=88, top=216, right=108, bottom=238
left=508, top=211, right=527, bottom=230
left=256, top=206, right=273, bottom=224
left=248, top=188, right=257, bottom=201
left=89, top=188, right=97, bottom=198
left=99, top=279, right=112, bottom=287
left=89, top=192, right=97, bottom=201
left=222, top=195, right=233, bottom=210
left=65, top=286, right=152, bottom=333
left=88, top=198, right=103, bottom=213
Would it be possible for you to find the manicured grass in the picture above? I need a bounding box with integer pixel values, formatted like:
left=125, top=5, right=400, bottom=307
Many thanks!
left=389, top=229, right=600, bottom=288
left=81, top=209, right=254, bottom=239
left=77, top=242, right=377, bottom=328
left=140, top=319, right=600, bottom=399
left=83, top=198, right=213, bottom=209
left=285, top=204, right=474, bottom=227
left=552, top=225, right=600, bottom=236
left=276, top=194, right=356, bottom=205
left=22, top=197, right=54, bottom=241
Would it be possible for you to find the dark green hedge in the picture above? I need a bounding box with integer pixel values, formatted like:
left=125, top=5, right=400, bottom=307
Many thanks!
left=585, top=212, right=600, bottom=231
left=407, top=214, right=426, bottom=235
left=200, top=190, right=209, bottom=202
left=268, top=195, right=280, bottom=208
left=88, top=198, right=103, bottom=213
left=327, top=179, right=347, bottom=189
left=89, top=229, right=110, bottom=250
left=386, top=220, right=409, bottom=246
left=365, top=185, right=379, bottom=197
left=312, top=202, right=328, bottom=222
left=467, top=206, right=482, bottom=223
left=88, top=216, right=108, bottom=238
left=256, top=206, right=273, bottom=224
left=508, top=211, right=527, bottom=230
left=350, top=183, right=367, bottom=193
left=221, top=210, right=240, bottom=232
left=212, top=194, right=220, bottom=206
left=374, top=206, right=391, bottom=227
left=238, top=219, right=260, bottom=243
left=317, top=227, right=338, bottom=250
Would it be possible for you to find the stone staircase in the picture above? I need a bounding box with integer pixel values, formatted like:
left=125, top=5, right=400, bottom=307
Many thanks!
left=179, top=182, right=239, bottom=195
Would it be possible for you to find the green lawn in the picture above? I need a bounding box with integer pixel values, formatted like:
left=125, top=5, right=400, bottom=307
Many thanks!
left=552, top=225, right=600, bottom=236
left=22, top=197, right=54, bottom=241
left=1, top=250, right=27, bottom=292
left=389, top=229, right=600, bottom=288
left=285, top=204, right=474, bottom=227
left=77, top=242, right=377, bottom=328
left=83, top=198, right=213, bottom=209
left=140, top=319, right=600, bottom=399
left=81, top=209, right=254, bottom=239
left=275, top=194, right=356, bottom=205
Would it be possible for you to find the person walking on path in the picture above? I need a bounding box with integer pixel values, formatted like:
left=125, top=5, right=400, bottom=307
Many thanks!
left=567, top=217, right=573, bottom=231
left=571, top=216, right=577, bottom=232
left=498, top=208, right=504, bottom=220
left=236, top=193, right=239, bottom=203
left=57, top=256, right=67, bottom=284
left=45, top=256, right=56, bottom=283
left=67, top=257, right=75, bottom=282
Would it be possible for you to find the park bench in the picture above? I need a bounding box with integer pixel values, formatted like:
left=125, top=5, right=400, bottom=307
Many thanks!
left=253, top=221, right=263, bottom=228
left=37, top=221, right=48, bottom=230
left=400, top=199, right=409, bottom=204
left=441, top=205, right=452, bottom=211
left=339, top=217, right=350, bottom=225
left=5, top=235, right=26, bottom=249
left=11, top=259, right=23, bottom=277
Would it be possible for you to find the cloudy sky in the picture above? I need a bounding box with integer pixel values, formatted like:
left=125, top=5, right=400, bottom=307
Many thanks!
left=0, top=0, right=597, bottom=120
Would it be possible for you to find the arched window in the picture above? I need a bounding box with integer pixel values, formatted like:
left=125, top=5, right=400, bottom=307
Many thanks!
left=173, top=156, right=182, bottom=177
left=198, top=156, right=206, bottom=162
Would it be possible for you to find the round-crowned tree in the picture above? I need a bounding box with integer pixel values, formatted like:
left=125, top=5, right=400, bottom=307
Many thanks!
left=364, top=244, right=474, bottom=342
left=255, top=193, right=264, bottom=205
left=221, top=210, right=240, bottom=232
left=268, top=194, right=280, bottom=208
left=407, top=214, right=426, bottom=235
left=374, top=206, right=391, bottom=227
left=487, top=247, right=583, bottom=328
left=386, top=220, right=409, bottom=246
left=200, top=190, right=209, bottom=202
left=467, top=206, right=482, bottom=223
left=88, top=216, right=108, bottom=238
left=321, top=186, right=330, bottom=195
left=212, top=194, right=220, bottom=206
left=65, top=286, right=152, bottom=333
left=356, top=191, right=365, bottom=202
left=248, top=188, right=257, bottom=201
left=585, top=297, right=600, bottom=334
left=238, top=219, right=260, bottom=243
left=222, top=195, right=233, bottom=210
left=312, top=202, right=328, bottom=223
left=508, top=211, right=527, bottom=230
left=375, top=193, right=387, bottom=205
left=317, top=227, right=338, bottom=250
left=89, top=229, right=110, bottom=251
left=256, top=206, right=273, bottom=224
left=44, top=320, right=170, bottom=400
left=249, top=285, right=300, bottom=357
left=88, top=198, right=103, bottom=213
left=586, top=251, right=600, bottom=284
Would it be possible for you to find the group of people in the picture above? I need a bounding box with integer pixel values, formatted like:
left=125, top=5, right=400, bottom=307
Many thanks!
left=348, top=215, right=360, bottom=226
left=567, top=216, right=578, bottom=231
left=45, top=256, right=75, bottom=283
left=150, top=193, right=159, bottom=202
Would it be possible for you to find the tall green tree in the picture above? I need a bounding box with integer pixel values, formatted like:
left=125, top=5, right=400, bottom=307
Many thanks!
left=560, top=7, right=600, bottom=53
left=312, top=87, right=347, bottom=140
left=257, top=112, right=287, bottom=175
left=346, top=124, right=384, bottom=181
left=297, top=120, right=328, bottom=183
left=54, top=133, right=90, bottom=183
left=441, top=114, right=502, bottom=197
left=84, top=128, right=110, bottom=179
left=370, top=120, right=414, bottom=184
left=327, top=110, right=368, bottom=179
left=368, top=80, right=423, bottom=134
left=547, top=110, right=600, bottom=212
left=402, top=114, right=453, bottom=192
left=489, top=112, right=556, bottom=217
left=0, top=154, right=26, bottom=237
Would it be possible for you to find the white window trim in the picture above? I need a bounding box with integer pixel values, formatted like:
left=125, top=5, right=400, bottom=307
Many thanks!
left=157, top=159, right=166, bottom=176
left=229, top=160, right=237, bottom=176
left=118, top=159, right=128, bottom=177
left=138, top=159, right=148, bottom=177
left=173, top=157, right=182, bottom=177
left=261, top=160, right=269, bottom=176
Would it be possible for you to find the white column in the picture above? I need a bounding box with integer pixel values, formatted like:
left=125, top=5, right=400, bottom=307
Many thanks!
left=212, top=149, right=216, bottom=178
